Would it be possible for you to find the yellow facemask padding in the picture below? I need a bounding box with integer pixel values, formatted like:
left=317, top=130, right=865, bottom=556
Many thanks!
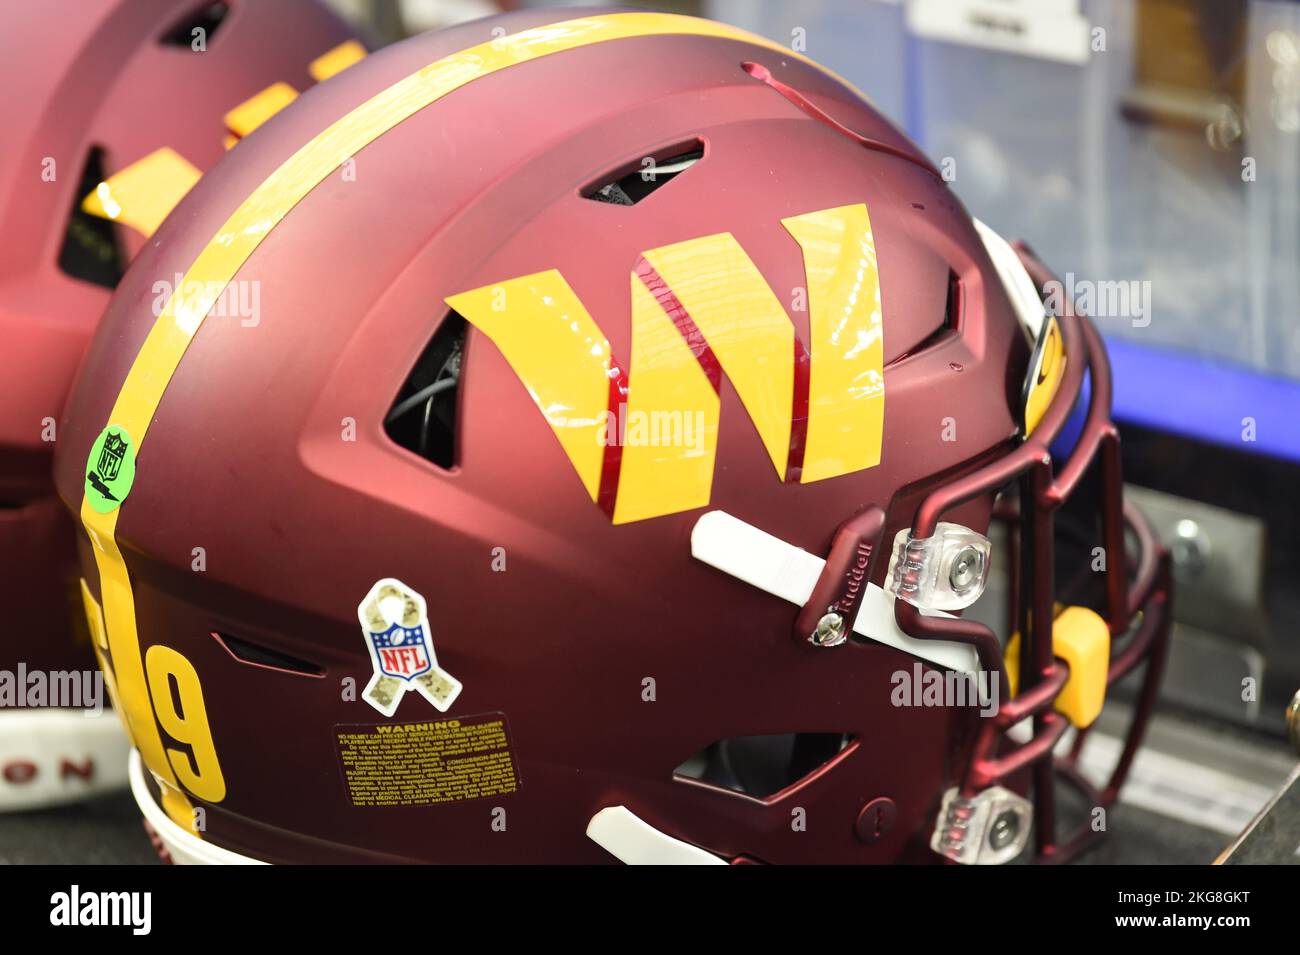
left=1005, top=605, right=1110, bottom=728
left=223, top=81, right=300, bottom=140
left=310, top=39, right=367, bottom=81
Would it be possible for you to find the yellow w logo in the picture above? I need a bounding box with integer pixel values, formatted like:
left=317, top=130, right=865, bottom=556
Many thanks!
left=446, top=203, right=884, bottom=524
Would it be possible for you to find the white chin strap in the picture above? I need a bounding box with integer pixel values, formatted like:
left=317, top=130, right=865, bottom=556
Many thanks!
left=690, top=510, right=980, bottom=674
left=586, top=807, right=727, bottom=865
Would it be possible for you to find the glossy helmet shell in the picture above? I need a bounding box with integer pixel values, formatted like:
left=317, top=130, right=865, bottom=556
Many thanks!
left=0, top=0, right=361, bottom=676
left=57, top=9, right=1049, bottom=862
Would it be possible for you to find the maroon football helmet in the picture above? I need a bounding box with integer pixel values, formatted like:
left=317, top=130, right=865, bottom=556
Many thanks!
left=0, top=0, right=362, bottom=810
left=54, top=8, right=1170, bottom=862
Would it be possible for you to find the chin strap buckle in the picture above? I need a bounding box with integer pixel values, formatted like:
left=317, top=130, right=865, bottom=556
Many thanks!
left=931, top=785, right=1033, bottom=865
left=793, top=506, right=886, bottom=647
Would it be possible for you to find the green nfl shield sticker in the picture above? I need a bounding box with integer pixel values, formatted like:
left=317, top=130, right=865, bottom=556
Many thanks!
left=85, top=425, right=136, bottom=513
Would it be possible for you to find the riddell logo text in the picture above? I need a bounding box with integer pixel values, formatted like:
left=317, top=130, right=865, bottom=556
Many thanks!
left=50, top=885, right=151, bottom=935
left=831, top=541, right=873, bottom=619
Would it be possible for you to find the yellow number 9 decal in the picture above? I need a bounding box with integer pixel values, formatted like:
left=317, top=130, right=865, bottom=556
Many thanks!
left=144, top=644, right=226, bottom=803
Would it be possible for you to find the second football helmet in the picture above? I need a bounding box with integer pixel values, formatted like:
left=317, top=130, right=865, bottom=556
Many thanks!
left=0, top=0, right=363, bottom=810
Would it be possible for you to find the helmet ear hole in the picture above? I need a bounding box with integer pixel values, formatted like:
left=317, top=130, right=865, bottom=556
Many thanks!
left=674, top=733, right=853, bottom=800
left=385, top=312, right=466, bottom=468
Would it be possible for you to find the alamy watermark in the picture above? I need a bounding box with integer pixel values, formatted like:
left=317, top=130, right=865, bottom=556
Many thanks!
left=891, top=662, right=999, bottom=717
left=598, top=403, right=707, bottom=453
left=1042, top=273, right=1152, bottom=328
left=50, top=886, right=150, bottom=935
left=151, top=274, right=261, bottom=327
left=0, top=665, right=104, bottom=715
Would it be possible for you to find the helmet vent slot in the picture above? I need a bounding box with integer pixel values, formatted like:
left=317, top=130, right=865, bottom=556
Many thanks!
left=212, top=631, right=325, bottom=678
left=57, top=146, right=126, bottom=290
left=673, top=732, right=854, bottom=802
left=385, top=311, right=465, bottom=469
left=160, top=2, right=230, bottom=46
left=887, top=270, right=961, bottom=366
left=582, top=141, right=704, bottom=206
left=944, top=269, right=962, bottom=330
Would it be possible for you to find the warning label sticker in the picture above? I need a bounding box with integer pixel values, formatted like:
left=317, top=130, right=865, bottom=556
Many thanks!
left=334, top=712, right=520, bottom=807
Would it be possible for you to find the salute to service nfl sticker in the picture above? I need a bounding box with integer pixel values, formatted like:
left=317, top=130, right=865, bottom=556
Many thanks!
left=359, top=578, right=461, bottom=718
left=84, top=425, right=137, bottom=513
